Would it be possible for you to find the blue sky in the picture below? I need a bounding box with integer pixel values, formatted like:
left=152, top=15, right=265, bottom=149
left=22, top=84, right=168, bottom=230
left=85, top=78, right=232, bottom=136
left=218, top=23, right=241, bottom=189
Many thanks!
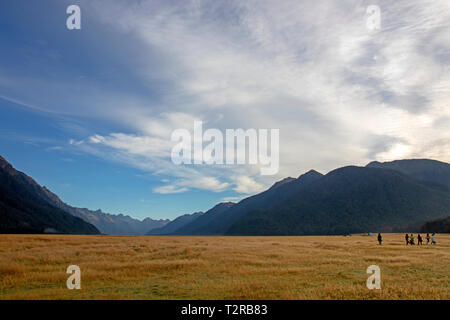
left=1, top=0, right=449, bottom=220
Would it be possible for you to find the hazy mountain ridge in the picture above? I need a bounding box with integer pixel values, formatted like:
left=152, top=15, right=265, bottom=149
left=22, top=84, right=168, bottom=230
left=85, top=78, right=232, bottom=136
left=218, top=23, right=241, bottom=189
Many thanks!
left=173, top=202, right=236, bottom=235
left=39, top=184, right=170, bottom=235
left=147, top=211, right=204, bottom=235
left=163, top=159, right=450, bottom=236
left=227, top=165, right=450, bottom=235
left=2, top=154, right=449, bottom=236
left=0, top=155, right=100, bottom=234
left=173, top=170, right=323, bottom=235
left=0, top=155, right=168, bottom=235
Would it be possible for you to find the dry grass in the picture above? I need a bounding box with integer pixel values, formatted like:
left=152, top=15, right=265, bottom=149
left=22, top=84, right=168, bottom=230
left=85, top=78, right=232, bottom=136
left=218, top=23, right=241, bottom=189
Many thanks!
left=0, top=233, right=449, bottom=299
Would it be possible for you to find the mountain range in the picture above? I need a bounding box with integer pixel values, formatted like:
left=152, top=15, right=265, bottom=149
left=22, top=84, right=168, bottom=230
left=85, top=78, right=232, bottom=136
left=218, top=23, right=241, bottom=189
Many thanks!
left=163, top=159, right=450, bottom=235
left=0, top=155, right=99, bottom=234
left=147, top=211, right=204, bottom=235
left=0, top=155, right=168, bottom=235
left=227, top=165, right=450, bottom=235
left=173, top=170, right=323, bottom=235
left=170, top=202, right=236, bottom=235
left=1, top=154, right=449, bottom=235
left=39, top=187, right=169, bottom=235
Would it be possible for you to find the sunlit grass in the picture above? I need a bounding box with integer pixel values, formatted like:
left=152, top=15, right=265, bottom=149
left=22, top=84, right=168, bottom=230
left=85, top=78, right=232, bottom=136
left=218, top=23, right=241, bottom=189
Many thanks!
left=0, top=234, right=449, bottom=299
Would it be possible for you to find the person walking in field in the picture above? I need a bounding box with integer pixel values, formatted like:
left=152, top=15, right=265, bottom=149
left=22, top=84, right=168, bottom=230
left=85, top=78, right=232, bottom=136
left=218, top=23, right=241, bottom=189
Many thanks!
left=405, top=233, right=409, bottom=245
left=417, top=234, right=423, bottom=245
left=409, top=234, right=415, bottom=245
left=426, top=233, right=430, bottom=245
left=431, top=233, right=436, bottom=245
left=377, top=233, right=382, bottom=245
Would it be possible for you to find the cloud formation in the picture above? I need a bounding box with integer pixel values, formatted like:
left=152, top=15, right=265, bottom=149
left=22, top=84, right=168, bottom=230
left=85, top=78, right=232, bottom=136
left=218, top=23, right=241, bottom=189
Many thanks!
left=5, top=0, right=450, bottom=197
left=85, top=0, right=450, bottom=193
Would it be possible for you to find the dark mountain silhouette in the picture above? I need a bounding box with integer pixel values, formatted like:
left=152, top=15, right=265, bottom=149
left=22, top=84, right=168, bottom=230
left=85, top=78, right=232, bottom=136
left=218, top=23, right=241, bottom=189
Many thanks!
left=367, top=159, right=450, bottom=190
left=174, top=170, right=323, bottom=235
left=173, top=202, right=236, bottom=235
left=0, top=155, right=99, bottom=234
left=227, top=166, right=450, bottom=235
left=421, top=216, right=450, bottom=233
left=39, top=187, right=169, bottom=235
left=147, top=211, right=204, bottom=235
left=270, top=177, right=296, bottom=189
left=3, top=153, right=449, bottom=236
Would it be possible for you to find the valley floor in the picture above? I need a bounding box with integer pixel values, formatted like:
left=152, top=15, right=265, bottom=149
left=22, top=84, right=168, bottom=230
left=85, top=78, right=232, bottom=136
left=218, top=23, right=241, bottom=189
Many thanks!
left=0, top=234, right=449, bottom=299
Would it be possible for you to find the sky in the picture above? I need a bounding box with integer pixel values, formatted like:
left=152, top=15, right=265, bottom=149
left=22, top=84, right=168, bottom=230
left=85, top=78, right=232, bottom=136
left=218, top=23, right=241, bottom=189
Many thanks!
left=0, top=0, right=449, bottom=220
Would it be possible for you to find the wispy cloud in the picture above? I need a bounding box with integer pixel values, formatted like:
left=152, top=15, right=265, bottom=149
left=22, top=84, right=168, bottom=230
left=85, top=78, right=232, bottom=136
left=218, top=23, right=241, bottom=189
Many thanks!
left=4, top=0, right=450, bottom=197
left=153, top=177, right=229, bottom=194
left=232, top=176, right=265, bottom=194
left=153, top=185, right=188, bottom=194
left=86, top=0, right=450, bottom=171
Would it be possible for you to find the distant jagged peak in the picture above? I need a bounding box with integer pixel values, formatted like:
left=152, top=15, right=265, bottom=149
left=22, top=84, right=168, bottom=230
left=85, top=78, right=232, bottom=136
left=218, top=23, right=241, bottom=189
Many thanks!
left=214, top=201, right=236, bottom=208
left=297, top=169, right=323, bottom=180
left=142, top=216, right=170, bottom=223
left=267, top=170, right=324, bottom=191
left=178, top=211, right=204, bottom=218
left=269, top=177, right=296, bottom=190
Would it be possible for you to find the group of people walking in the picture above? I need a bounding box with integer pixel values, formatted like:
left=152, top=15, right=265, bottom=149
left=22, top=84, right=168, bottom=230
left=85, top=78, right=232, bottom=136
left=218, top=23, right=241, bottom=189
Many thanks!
left=405, top=233, right=436, bottom=245
left=376, top=233, right=436, bottom=245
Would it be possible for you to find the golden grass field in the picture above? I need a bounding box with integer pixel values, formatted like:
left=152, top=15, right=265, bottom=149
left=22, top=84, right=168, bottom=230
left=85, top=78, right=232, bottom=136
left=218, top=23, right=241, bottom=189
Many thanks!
left=0, top=233, right=449, bottom=300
